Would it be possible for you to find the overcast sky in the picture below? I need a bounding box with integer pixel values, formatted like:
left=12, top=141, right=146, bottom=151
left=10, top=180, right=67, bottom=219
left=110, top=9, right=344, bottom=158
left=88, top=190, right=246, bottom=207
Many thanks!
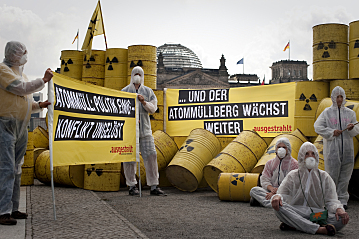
left=0, top=0, right=358, bottom=87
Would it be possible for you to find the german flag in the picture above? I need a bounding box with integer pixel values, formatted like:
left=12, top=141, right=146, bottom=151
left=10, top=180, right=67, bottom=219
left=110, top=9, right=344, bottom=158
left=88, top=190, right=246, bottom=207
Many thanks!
left=72, top=30, right=79, bottom=44
left=283, top=42, right=289, bottom=51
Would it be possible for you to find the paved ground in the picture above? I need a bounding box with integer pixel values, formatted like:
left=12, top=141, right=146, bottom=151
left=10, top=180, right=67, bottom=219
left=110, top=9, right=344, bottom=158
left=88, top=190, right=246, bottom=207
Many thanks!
left=3, top=181, right=359, bottom=238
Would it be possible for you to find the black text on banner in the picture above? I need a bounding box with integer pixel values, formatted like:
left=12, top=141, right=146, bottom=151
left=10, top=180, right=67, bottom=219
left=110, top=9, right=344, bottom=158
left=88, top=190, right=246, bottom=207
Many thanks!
left=168, top=101, right=288, bottom=121
left=54, top=84, right=135, bottom=117
left=204, top=120, right=243, bottom=135
left=54, top=115, right=125, bottom=141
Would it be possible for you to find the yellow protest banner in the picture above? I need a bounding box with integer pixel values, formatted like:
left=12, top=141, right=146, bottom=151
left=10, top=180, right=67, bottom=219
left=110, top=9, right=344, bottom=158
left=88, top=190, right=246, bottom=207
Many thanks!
left=166, top=82, right=296, bottom=137
left=48, top=73, right=138, bottom=166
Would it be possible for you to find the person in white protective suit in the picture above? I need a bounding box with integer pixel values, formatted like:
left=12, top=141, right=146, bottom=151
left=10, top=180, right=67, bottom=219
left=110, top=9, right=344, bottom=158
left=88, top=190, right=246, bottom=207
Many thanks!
left=0, top=41, right=53, bottom=225
left=271, top=142, right=349, bottom=236
left=314, top=86, right=359, bottom=209
left=121, top=66, right=165, bottom=196
left=249, top=137, right=298, bottom=207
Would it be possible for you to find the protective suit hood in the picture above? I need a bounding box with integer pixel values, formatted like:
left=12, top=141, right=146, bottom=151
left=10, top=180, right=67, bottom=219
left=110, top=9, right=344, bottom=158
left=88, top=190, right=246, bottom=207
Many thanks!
left=3, top=41, right=27, bottom=67
left=130, top=66, right=144, bottom=85
left=331, top=86, right=346, bottom=109
left=275, top=137, right=292, bottom=156
left=297, top=142, right=319, bottom=170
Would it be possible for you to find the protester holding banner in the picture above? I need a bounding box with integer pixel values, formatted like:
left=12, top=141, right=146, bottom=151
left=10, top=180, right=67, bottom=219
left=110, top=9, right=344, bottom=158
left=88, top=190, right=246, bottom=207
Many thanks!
left=314, top=86, right=359, bottom=210
left=121, top=66, right=165, bottom=196
left=249, top=137, right=298, bottom=207
left=271, top=142, right=348, bottom=236
left=0, top=41, right=53, bottom=225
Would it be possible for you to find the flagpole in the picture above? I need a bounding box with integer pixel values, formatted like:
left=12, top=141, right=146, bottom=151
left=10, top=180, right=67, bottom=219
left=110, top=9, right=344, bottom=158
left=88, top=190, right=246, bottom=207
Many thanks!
left=77, top=29, right=79, bottom=51
left=98, top=0, right=108, bottom=49
left=289, top=40, right=290, bottom=61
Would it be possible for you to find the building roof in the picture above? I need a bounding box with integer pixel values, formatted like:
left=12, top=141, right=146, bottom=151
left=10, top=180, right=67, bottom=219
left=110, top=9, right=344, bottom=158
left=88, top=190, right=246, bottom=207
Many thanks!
left=157, top=43, right=202, bottom=68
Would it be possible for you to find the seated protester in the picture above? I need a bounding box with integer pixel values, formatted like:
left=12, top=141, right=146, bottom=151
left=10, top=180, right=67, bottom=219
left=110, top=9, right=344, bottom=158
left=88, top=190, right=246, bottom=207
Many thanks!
left=250, top=137, right=298, bottom=207
left=271, top=142, right=349, bottom=236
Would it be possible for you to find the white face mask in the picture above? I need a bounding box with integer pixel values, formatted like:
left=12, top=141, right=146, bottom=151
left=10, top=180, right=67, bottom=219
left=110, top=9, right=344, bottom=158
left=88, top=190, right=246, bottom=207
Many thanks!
left=133, top=75, right=141, bottom=84
left=305, top=157, right=316, bottom=170
left=277, top=147, right=286, bottom=159
left=19, top=54, right=27, bottom=65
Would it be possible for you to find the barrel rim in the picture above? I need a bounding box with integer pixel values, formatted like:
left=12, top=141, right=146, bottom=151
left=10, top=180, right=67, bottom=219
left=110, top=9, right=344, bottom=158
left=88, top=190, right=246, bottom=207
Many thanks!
left=312, top=23, right=349, bottom=29
left=349, top=20, right=359, bottom=25
left=128, top=45, right=156, bottom=48
left=165, top=164, right=199, bottom=192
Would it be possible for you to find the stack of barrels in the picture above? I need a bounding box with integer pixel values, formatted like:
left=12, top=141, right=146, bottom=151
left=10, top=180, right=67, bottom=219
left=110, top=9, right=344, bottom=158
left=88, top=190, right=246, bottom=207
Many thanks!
left=59, top=45, right=158, bottom=91
left=20, top=131, right=35, bottom=186
left=313, top=22, right=359, bottom=100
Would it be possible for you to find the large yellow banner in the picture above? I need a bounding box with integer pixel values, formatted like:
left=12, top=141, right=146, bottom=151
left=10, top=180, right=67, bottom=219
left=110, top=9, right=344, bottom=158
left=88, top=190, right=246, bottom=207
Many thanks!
left=166, top=82, right=296, bottom=137
left=48, top=73, right=138, bottom=166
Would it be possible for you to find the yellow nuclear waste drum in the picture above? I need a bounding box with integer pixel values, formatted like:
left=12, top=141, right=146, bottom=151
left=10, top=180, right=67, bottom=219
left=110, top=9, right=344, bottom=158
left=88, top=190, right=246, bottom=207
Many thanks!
left=294, top=81, right=330, bottom=137
left=349, top=20, right=359, bottom=79
left=312, top=23, right=348, bottom=80
left=127, top=45, right=157, bottom=89
left=153, top=130, right=178, bottom=170
left=150, top=105, right=164, bottom=121
left=166, top=128, right=222, bottom=192
left=217, top=173, right=260, bottom=201
left=20, top=149, right=34, bottom=186
left=33, top=148, right=47, bottom=179
left=217, top=137, right=236, bottom=150
left=60, top=50, right=83, bottom=80
left=153, top=90, right=163, bottom=106
left=251, top=129, right=306, bottom=173
left=82, top=50, right=105, bottom=86
left=330, top=80, right=359, bottom=100
left=27, top=131, right=34, bottom=150
left=151, top=120, right=164, bottom=133
left=33, top=126, right=49, bottom=149
left=84, top=163, right=121, bottom=191
left=104, top=48, right=128, bottom=90
left=203, top=130, right=267, bottom=193
left=35, top=150, right=84, bottom=187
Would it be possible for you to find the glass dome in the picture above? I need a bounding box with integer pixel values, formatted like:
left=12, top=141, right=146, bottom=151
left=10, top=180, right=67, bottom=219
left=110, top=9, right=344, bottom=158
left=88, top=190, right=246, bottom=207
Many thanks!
left=157, top=43, right=202, bottom=68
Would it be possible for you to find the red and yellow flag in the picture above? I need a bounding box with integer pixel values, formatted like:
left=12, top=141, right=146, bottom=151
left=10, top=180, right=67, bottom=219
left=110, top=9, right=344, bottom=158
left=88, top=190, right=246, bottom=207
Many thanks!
left=72, top=30, right=79, bottom=44
left=283, top=42, right=290, bottom=51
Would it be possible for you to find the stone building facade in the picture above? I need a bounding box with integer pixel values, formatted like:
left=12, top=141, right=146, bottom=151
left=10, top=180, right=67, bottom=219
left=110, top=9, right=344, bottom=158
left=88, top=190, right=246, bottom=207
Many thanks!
left=270, top=60, right=309, bottom=84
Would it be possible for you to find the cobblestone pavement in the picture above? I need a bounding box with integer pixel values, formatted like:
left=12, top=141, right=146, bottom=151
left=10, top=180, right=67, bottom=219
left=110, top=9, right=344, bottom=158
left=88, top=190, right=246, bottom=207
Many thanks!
left=24, top=181, right=359, bottom=239
left=96, top=187, right=359, bottom=239
left=26, top=180, right=147, bottom=239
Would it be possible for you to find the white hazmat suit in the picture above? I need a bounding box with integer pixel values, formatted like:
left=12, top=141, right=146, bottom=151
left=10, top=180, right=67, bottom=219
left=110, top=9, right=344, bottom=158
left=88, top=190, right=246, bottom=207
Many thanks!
left=250, top=138, right=298, bottom=207
left=314, top=86, right=359, bottom=206
left=272, top=142, right=346, bottom=234
left=121, top=66, right=159, bottom=187
left=0, top=41, right=44, bottom=216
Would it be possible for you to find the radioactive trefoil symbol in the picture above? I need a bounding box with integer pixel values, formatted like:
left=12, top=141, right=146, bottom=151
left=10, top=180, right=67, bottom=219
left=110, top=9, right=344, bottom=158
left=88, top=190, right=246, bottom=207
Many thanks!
left=317, top=41, right=336, bottom=58
left=300, top=93, right=317, bottom=111
left=231, top=174, right=245, bottom=186
left=106, top=57, right=119, bottom=70
left=179, top=139, right=194, bottom=152
left=355, top=40, right=359, bottom=57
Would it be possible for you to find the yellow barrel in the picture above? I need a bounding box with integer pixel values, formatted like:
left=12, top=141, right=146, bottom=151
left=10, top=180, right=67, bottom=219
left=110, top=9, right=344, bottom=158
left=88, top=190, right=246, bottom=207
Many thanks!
left=151, top=120, right=163, bottom=133
left=150, top=105, right=164, bottom=120
left=203, top=130, right=267, bottom=192
left=153, top=90, right=164, bottom=106
left=153, top=130, right=178, bottom=170
left=33, top=148, right=47, bottom=179
left=349, top=20, right=359, bottom=79
left=135, top=154, right=147, bottom=186
left=33, top=126, right=49, bottom=149
left=27, top=131, right=34, bottom=150
left=20, top=166, right=34, bottom=186
left=330, top=80, right=359, bottom=100
left=60, top=50, right=83, bottom=80
left=251, top=129, right=306, bottom=173
left=312, top=23, right=348, bottom=80
left=173, top=136, right=187, bottom=149
left=104, top=48, right=128, bottom=90
left=35, top=150, right=84, bottom=187
left=82, top=50, right=105, bottom=86
left=127, top=45, right=157, bottom=89
left=45, top=112, right=48, bottom=130
left=84, top=163, right=121, bottom=191
left=166, top=128, right=221, bottom=192
left=217, top=173, right=260, bottom=201
left=82, top=77, right=105, bottom=87
left=21, top=149, right=34, bottom=185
